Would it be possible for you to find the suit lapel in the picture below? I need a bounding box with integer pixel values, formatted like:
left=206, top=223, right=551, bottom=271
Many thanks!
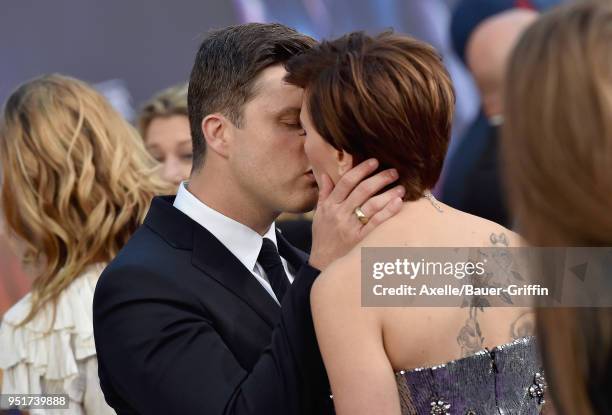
left=145, top=196, right=281, bottom=329
left=145, top=197, right=310, bottom=329
left=191, top=225, right=281, bottom=329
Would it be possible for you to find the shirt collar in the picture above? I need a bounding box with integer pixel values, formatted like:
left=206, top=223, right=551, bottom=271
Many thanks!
left=173, top=181, right=278, bottom=273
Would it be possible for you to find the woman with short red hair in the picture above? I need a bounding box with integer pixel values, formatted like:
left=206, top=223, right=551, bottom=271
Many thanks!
left=286, top=31, right=544, bottom=414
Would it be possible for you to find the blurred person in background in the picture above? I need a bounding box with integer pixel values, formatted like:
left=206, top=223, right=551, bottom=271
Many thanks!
left=441, top=0, right=562, bottom=224
left=455, top=9, right=538, bottom=227
left=286, top=31, right=546, bottom=414
left=275, top=211, right=314, bottom=253
left=0, top=218, right=30, bottom=316
left=502, top=1, right=612, bottom=414
left=138, top=83, right=191, bottom=189
left=0, top=216, right=30, bottom=414
left=0, top=74, right=170, bottom=414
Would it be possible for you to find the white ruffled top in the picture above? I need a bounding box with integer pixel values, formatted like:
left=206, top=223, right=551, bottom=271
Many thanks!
left=0, top=263, right=115, bottom=414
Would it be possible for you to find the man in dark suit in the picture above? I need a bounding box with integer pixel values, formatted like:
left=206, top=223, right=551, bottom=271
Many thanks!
left=93, top=23, right=404, bottom=414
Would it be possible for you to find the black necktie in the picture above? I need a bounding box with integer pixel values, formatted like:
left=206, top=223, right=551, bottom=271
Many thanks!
left=257, top=238, right=290, bottom=302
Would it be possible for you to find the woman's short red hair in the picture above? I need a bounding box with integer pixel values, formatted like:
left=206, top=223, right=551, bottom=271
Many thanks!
left=285, top=31, right=455, bottom=200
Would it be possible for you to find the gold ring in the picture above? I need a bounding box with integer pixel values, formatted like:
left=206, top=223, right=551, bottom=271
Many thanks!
left=354, top=206, right=369, bottom=225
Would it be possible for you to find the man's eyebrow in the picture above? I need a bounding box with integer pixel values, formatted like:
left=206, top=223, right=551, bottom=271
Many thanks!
left=275, top=107, right=301, bottom=119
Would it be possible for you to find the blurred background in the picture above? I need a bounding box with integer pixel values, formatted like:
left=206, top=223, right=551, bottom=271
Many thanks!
left=0, top=0, right=563, bottom=314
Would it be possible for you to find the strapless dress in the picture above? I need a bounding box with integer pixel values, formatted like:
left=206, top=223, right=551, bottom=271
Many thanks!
left=395, top=336, right=546, bottom=414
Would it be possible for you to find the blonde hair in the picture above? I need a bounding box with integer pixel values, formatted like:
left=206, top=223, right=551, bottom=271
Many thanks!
left=137, top=83, right=188, bottom=138
left=502, top=2, right=612, bottom=414
left=0, top=74, right=171, bottom=326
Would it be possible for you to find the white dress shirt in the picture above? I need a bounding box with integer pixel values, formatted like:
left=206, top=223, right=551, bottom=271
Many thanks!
left=173, top=182, right=295, bottom=305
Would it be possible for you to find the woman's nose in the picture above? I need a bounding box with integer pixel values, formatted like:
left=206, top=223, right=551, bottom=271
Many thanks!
left=162, top=158, right=185, bottom=187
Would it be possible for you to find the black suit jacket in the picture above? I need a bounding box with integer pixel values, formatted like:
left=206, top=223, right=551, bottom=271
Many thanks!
left=93, top=196, right=333, bottom=414
left=462, top=125, right=510, bottom=227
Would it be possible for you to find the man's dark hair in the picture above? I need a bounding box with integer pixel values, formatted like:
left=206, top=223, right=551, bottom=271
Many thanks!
left=188, top=23, right=316, bottom=170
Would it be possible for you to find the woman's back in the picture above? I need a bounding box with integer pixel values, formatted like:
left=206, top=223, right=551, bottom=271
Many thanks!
left=364, top=199, right=533, bottom=371
left=286, top=29, right=545, bottom=414
left=312, top=199, right=544, bottom=414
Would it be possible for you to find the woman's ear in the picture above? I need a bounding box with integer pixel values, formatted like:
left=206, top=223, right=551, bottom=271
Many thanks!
left=336, top=150, right=354, bottom=177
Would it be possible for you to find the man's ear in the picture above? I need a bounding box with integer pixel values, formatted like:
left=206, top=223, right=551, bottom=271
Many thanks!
left=201, top=113, right=231, bottom=158
left=336, top=150, right=354, bottom=177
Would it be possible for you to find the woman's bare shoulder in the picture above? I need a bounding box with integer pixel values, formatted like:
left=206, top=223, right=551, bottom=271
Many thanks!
left=354, top=204, right=525, bottom=248
left=471, top=219, right=524, bottom=247
left=311, top=247, right=362, bottom=308
left=444, top=205, right=525, bottom=247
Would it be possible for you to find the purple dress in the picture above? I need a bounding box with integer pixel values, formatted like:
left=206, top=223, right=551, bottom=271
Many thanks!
left=395, top=337, right=546, bottom=414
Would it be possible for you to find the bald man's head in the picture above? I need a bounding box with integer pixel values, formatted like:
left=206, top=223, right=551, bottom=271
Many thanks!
left=467, top=9, right=538, bottom=119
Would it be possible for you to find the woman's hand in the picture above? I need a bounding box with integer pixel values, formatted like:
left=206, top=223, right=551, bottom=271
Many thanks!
left=308, top=158, right=405, bottom=270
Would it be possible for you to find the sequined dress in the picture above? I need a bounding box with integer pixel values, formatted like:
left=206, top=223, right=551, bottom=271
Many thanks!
left=395, top=337, right=546, bottom=415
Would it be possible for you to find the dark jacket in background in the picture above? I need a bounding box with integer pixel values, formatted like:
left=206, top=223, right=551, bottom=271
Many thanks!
left=442, top=112, right=510, bottom=227
left=277, top=219, right=313, bottom=254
